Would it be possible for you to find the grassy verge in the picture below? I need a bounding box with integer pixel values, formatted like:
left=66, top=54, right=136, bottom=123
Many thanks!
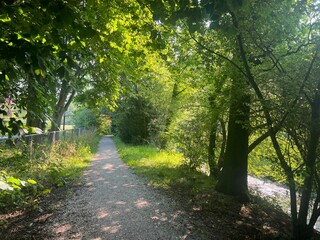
left=114, top=137, right=216, bottom=194
left=0, top=130, right=100, bottom=212
left=114, top=137, right=292, bottom=239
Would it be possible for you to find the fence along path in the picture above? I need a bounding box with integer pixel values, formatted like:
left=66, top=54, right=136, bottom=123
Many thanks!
left=0, top=128, right=84, bottom=146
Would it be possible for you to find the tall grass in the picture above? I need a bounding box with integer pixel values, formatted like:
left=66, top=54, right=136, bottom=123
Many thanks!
left=0, top=130, right=100, bottom=212
left=114, top=137, right=216, bottom=192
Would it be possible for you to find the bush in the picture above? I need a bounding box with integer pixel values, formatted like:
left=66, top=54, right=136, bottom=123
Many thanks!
left=0, top=129, right=100, bottom=213
left=98, top=114, right=112, bottom=135
left=169, top=112, right=209, bottom=170
left=0, top=171, right=39, bottom=211
left=73, top=108, right=98, bottom=129
left=112, top=96, right=158, bottom=144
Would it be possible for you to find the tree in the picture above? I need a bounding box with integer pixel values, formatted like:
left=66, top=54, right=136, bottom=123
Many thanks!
left=0, top=0, right=155, bottom=135
left=145, top=2, right=320, bottom=236
left=113, top=95, right=157, bottom=144
left=212, top=1, right=320, bottom=237
left=145, top=0, right=253, bottom=200
left=73, top=108, right=98, bottom=129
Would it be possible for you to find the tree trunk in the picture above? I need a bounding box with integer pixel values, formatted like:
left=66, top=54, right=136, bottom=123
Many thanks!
left=207, top=95, right=218, bottom=176
left=208, top=124, right=217, bottom=176
left=294, top=93, right=320, bottom=240
left=217, top=119, right=227, bottom=171
left=50, top=80, right=75, bottom=132
left=215, top=82, right=250, bottom=202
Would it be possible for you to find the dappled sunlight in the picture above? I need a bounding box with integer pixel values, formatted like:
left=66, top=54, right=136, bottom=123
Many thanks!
left=152, top=209, right=169, bottom=222
left=92, top=153, right=103, bottom=160
left=263, top=224, right=278, bottom=234
left=102, top=225, right=121, bottom=234
left=192, top=207, right=201, bottom=211
left=134, top=198, right=150, bottom=209
left=102, top=163, right=115, bottom=171
left=95, top=176, right=107, bottom=181
left=54, top=223, right=73, bottom=234
left=123, top=183, right=136, bottom=187
left=96, top=209, right=109, bottom=219
left=43, top=137, right=198, bottom=239
left=115, top=201, right=126, bottom=205
left=69, top=232, right=83, bottom=239
left=34, top=213, right=53, bottom=222
left=239, top=205, right=252, bottom=219
left=84, top=181, right=94, bottom=187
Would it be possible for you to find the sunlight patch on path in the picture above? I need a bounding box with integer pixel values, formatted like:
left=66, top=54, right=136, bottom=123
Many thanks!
left=44, top=136, right=209, bottom=239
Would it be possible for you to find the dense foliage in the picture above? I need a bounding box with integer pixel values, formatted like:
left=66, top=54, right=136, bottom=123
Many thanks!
left=2, top=0, right=320, bottom=238
left=0, top=130, right=99, bottom=212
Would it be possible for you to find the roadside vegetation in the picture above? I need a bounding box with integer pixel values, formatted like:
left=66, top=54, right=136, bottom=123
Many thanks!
left=115, top=137, right=215, bottom=192
left=114, top=137, right=292, bottom=239
left=3, top=0, right=320, bottom=238
left=0, top=129, right=100, bottom=213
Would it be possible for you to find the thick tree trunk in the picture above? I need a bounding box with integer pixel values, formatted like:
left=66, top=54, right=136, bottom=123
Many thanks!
left=215, top=83, right=250, bottom=202
left=50, top=80, right=75, bottom=132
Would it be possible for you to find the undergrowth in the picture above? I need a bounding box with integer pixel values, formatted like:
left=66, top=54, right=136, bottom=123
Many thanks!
left=0, top=130, right=100, bottom=213
left=114, top=137, right=216, bottom=193
left=114, top=137, right=293, bottom=239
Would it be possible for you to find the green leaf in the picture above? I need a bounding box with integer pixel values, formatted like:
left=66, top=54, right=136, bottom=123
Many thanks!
left=27, top=179, right=37, bottom=185
left=34, top=69, right=41, bottom=75
left=0, top=15, right=11, bottom=22
left=42, top=188, right=51, bottom=194
left=6, top=176, right=21, bottom=186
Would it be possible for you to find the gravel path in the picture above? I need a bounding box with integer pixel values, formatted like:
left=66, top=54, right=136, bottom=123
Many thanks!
left=44, top=136, right=210, bottom=240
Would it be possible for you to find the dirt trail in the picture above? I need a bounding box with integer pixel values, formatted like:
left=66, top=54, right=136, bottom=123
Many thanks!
left=44, top=136, right=211, bottom=240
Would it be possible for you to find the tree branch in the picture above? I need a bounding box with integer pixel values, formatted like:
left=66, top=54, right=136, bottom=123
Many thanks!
left=189, top=34, right=248, bottom=79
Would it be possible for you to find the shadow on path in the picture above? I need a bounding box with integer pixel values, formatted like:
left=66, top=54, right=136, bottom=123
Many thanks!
left=45, top=136, right=209, bottom=240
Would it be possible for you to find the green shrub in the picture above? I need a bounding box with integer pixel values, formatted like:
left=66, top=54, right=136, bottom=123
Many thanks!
left=0, top=129, right=100, bottom=213
left=0, top=171, right=39, bottom=211
left=114, top=137, right=215, bottom=192
left=73, top=108, right=98, bottom=129
left=168, top=112, right=209, bottom=170
left=112, top=96, right=158, bottom=144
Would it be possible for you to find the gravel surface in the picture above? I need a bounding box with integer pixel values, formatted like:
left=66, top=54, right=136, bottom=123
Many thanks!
left=43, top=136, right=211, bottom=240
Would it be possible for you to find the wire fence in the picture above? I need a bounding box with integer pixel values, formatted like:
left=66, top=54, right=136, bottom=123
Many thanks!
left=0, top=128, right=85, bottom=146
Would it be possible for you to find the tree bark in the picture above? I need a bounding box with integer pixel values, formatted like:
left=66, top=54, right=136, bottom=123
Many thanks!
left=215, top=82, right=250, bottom=202
left=207, top=95, right=218, bottom=176
left=208, top=124, right=217, bottom=176
left=294, top=93, right=320, bottom=240
left=217, top=118, right=227, bottom=170
left=50, top=79, right=75, bottom=132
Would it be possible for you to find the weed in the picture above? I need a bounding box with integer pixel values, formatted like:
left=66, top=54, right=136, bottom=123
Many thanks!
left=114, top=137, right=216, bottom=193
left=0, top=129, right=100, bottom=213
